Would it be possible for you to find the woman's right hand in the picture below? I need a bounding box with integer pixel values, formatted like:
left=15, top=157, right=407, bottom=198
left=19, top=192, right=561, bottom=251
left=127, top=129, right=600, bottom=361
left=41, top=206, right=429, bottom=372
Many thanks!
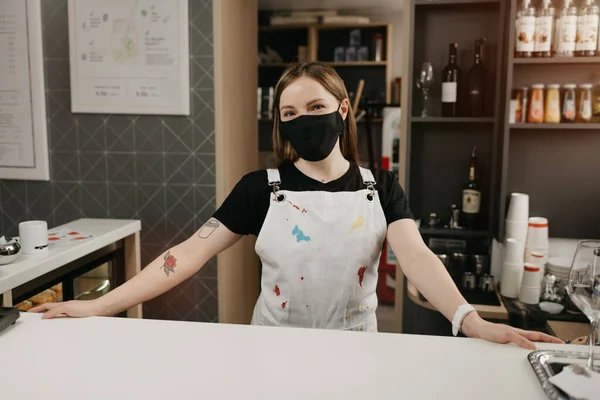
left=29, top=300, right=105, bottom=319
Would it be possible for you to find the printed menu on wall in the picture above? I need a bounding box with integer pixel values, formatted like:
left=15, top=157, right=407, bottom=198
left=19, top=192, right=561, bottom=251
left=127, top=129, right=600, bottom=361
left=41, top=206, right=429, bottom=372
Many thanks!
left=68, top=0, right=190, bottom=115
left=0, top=0, right=49, bottom=181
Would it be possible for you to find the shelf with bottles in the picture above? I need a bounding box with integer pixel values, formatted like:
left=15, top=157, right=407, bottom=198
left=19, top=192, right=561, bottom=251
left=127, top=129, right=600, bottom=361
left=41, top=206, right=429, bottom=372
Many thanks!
left=413, top=37, right=497, bottom=119
left=513, top=0, right=600, bottom=61
left=409, top=126, right=493, bottom=234
left=508, top=81, right=600, bottom=125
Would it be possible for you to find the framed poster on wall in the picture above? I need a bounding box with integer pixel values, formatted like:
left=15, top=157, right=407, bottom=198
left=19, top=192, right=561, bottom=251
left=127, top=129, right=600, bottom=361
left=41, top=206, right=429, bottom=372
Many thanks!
left=67, top=0, right=190, bottom=115
left=0, top=0, right=50, bottom=181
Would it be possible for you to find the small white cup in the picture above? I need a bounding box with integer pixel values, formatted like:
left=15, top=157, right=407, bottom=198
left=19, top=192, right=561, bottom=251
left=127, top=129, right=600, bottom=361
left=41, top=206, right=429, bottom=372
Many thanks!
left=19, top=220, right=48, bottom=256
left=527, top=251, right=546, bottom=283
left=504, top=238, right=525, bottom=264
left=526, top=217, right=549, bottom=249
left=519, top=285, right=540, bottom=305
left=521, top=262, right=541, bottom=287
left=506, top=193, right=529, bottom=223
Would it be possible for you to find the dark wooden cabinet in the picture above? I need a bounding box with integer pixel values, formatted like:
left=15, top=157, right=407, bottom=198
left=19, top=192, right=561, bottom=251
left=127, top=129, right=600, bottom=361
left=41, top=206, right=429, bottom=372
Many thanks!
left=401, top=0, right=508, bottom=235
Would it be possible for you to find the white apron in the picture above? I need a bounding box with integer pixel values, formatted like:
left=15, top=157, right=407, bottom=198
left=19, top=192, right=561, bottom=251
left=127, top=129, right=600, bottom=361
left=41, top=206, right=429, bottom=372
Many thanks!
left=251, top=166, right=388, bottom=332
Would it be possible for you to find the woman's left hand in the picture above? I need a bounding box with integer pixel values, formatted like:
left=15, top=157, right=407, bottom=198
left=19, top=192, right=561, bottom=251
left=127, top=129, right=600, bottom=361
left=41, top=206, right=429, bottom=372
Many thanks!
left=461, top=312, right=564, bottom=349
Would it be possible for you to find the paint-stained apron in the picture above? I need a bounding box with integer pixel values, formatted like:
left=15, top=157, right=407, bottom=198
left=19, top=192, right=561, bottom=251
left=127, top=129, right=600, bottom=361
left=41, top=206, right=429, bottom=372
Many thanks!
left=251, top=167, right=388, bottom=332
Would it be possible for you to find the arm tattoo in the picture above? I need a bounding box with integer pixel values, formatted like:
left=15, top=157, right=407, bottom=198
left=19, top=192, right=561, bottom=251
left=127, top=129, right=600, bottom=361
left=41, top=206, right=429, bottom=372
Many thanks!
left=161, top=250, right=177, bottom=277
left=198, top=219, right=220, bottom=239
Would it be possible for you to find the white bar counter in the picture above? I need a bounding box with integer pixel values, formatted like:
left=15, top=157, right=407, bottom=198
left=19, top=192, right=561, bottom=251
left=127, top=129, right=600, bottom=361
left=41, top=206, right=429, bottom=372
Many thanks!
left=0, top=219, right=142, bottom=317
left=0, top=312, right=579, bottom=399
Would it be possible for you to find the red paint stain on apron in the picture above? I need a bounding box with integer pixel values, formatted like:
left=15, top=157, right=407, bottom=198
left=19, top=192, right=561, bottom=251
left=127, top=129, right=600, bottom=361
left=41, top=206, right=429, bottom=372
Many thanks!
left=357, top=266, right=368, bottom=288
left=287, top=200, right=307, bottom=214
left=273, top=285, right=281, bottom=296
left=281, top=301, right=287, bottom=309
left=301, top=276, right=304, bottom=280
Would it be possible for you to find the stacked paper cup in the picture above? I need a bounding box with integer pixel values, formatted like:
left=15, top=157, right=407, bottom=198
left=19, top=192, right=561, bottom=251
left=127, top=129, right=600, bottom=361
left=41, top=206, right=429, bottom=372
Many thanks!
left=519, top=262, right=541, bottom=305
left=501, top=193, right=529, bottom=298
left=505, top=193, right=529, bottom=241
left=528, top=251, right=546, bottom=284
left=500, top=238, right=526, bottom=298
left=525, top=217, right=549, bottom=262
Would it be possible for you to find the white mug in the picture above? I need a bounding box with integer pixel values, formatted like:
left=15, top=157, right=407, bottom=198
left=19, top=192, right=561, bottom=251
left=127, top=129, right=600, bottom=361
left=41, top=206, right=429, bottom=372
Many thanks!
left=19, top=220, right=49, bottom=255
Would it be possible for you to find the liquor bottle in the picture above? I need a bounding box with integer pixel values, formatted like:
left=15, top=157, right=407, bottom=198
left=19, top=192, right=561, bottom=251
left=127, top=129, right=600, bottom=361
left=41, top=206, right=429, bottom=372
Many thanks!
left=461, top=146, right=481, bottom=230
left=575, top=0, right=600, bottom=57
left=467, top=38, right=487, bottom=117
left=554, top=0, right=578, bottom=57
left=515, top=0, right=536, bottom=58
left=442, top=43, right=460, bottom=117
left=534, top=0, right=555, bottom=58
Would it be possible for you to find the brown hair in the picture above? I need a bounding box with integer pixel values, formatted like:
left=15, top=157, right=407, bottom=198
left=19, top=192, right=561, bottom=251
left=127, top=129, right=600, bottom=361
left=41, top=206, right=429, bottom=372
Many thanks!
left=272, top=61, right=359, bottom=166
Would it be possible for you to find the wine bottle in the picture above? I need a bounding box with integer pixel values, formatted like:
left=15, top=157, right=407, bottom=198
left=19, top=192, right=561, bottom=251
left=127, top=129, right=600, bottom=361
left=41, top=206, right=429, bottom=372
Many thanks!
left=468, top=38, right=487, bottom=117
left=442, top=43, right=460, bottom=117
left=461, top=146, right=481, bottom=230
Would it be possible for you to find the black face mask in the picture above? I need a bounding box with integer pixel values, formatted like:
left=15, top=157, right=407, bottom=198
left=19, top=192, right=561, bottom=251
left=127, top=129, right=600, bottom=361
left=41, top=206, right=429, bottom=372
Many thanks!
left=279, top=106, right=345, bottom=162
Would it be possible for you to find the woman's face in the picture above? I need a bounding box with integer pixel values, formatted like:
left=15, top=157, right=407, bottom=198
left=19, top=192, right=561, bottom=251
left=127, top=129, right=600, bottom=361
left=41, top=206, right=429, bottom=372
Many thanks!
left=279, top=77, right=349, bottom=122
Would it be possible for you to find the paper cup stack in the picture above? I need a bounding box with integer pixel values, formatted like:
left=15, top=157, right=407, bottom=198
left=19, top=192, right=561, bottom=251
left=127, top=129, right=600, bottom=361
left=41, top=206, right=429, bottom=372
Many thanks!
left=500, top=193, right=529, bottom=298
left=525, top=217, right=549, bottom=262
left=518, top=262, right=541, bottom=305
left=500, top=238, right=526, bottom=298
left=505, top=193, right=529, bottom=242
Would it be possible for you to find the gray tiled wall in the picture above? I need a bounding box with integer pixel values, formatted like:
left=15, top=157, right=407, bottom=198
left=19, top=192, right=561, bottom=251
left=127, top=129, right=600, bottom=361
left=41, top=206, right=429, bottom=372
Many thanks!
left=0, top=0, right=217, bottom=322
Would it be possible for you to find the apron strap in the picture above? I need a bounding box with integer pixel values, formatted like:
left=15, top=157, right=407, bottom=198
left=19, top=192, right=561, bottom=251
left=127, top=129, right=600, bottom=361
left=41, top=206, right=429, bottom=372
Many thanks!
left=266, top=169, right=285, bottom=202
left=266, top=168, right=281, bottom=185
left=358, top=167, right=376, bottom=186
left=358, top=167, right=377, bottom=202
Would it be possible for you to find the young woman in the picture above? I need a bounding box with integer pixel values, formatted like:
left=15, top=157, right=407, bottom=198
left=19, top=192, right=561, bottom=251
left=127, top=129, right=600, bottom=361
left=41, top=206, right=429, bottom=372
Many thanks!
left=31, top=62, right=561, bottom=349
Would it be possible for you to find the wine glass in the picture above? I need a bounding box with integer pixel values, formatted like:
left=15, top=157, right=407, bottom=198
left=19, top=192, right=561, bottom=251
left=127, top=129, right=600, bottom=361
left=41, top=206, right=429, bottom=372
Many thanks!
left=416, top=62, right=434, bottom=117
left=566, top=240, right=600, bottom=372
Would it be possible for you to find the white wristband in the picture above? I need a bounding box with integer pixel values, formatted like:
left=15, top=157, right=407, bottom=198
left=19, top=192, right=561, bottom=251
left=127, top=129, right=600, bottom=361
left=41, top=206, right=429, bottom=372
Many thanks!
left=452, top=304, right=476, bottom=336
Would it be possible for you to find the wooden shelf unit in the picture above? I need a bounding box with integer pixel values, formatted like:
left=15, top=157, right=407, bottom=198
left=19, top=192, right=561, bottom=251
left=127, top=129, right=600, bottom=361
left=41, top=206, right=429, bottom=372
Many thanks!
left=397, top=0, right=508, bottom=335
left=498, top=0, right=600, bottom=241
left=257, top=22, right=392, bottom=103
left=257, top=19, right=394, bottom=165
left=401, top=0, right=507, bottom=237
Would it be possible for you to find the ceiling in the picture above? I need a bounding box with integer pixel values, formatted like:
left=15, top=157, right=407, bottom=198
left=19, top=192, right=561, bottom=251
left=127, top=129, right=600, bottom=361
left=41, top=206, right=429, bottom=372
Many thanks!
left=258, top=0, right=403, bottom=12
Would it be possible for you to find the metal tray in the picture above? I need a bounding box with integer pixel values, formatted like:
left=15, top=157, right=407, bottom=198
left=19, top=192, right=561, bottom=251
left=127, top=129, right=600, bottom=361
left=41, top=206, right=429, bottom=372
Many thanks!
left=528, top=350, right=600, bottom=400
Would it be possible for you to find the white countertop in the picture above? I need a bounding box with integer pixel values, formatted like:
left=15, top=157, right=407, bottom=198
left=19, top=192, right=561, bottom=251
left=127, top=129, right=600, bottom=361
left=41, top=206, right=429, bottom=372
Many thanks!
left=0, top=219, right=141, bottom=294
left=0, top=312, right=581, bottom=399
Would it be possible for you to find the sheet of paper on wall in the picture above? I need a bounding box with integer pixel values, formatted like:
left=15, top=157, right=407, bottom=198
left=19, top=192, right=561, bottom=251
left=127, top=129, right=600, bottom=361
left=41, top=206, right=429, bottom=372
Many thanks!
left=67, top=0, right=190, bottom=115
left=0, top=0, right=50, bottom=180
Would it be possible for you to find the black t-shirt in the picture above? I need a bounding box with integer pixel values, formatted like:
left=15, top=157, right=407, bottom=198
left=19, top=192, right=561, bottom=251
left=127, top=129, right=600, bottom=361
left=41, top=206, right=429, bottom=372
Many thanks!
left=213, top=162, right=413, bottom=236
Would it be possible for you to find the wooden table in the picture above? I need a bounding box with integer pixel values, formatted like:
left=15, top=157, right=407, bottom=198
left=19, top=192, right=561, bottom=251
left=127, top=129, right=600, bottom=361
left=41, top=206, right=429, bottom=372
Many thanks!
left=0, top=312, right=580, bottom=399
left=546, top=321, right=590, bottom=343
left=407, top=281, right=509, bottom=320
left=0, top=219, right=142, bottom=318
